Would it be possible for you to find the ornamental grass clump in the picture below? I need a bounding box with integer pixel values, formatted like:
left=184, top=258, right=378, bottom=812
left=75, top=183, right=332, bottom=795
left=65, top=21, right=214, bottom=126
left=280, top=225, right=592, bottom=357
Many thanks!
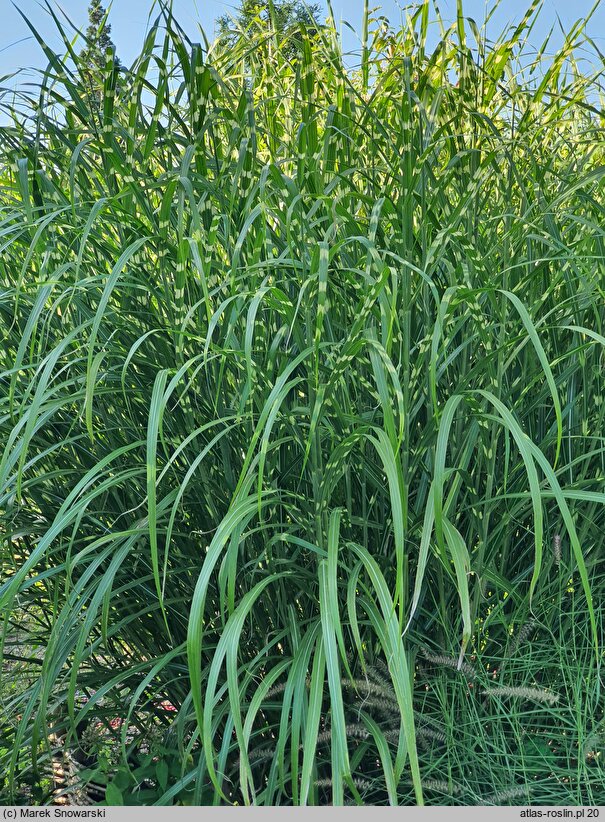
left=1, top=0, right=604, bottom=806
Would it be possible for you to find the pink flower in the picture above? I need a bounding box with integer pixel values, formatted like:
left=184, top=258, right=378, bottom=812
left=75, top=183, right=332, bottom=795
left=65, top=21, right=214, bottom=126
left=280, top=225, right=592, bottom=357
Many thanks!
left=157, top=699, right=177, bottom=712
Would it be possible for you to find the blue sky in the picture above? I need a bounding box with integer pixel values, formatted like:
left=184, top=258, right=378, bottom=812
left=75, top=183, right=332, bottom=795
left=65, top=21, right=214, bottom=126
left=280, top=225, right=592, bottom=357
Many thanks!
left=1, top=0, right=604, bottom=80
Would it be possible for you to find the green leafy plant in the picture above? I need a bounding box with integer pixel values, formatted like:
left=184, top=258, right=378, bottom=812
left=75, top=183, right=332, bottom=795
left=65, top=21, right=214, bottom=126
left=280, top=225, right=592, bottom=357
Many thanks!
left=1, top=0, right=604, bottom=806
